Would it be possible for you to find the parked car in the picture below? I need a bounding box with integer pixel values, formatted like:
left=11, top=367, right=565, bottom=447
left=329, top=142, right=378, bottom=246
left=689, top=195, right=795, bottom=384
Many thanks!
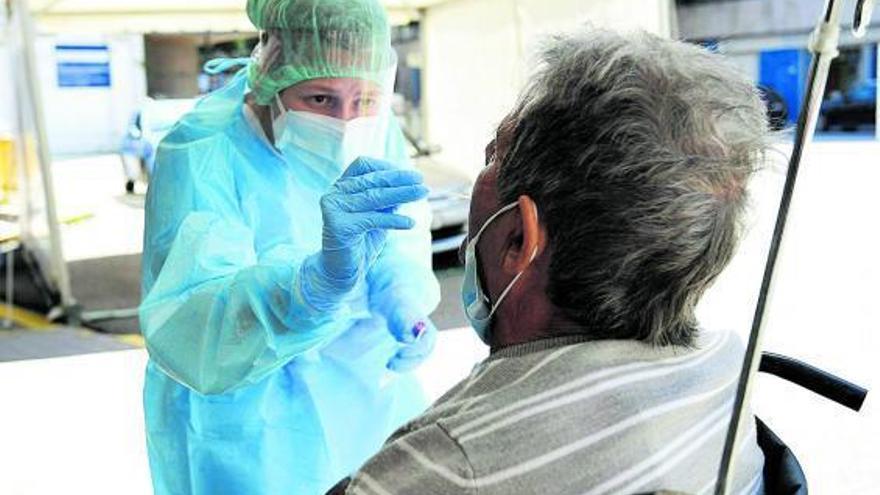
left=401, top=129, right=471, bottom=254
left=819, top=79, right=877, bottom=131
left=120, top=100, right=472, bottom=254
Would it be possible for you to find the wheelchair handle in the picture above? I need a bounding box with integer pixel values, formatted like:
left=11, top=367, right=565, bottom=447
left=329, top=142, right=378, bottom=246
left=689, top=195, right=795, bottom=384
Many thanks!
left=759, top=352, right=867, bottom=412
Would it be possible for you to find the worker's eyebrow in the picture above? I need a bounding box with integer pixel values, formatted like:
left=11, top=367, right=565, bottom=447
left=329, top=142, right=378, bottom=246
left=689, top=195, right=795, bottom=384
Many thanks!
left=297, top=84, right=340, bottom=94
left=484, top=137, right=496, bottom=167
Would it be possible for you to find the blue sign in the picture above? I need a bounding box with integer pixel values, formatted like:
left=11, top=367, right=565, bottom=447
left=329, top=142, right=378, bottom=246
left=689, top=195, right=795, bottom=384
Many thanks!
left=760, top=49, right=810, bottom=124
left=56, top=45, right=111, bottom=88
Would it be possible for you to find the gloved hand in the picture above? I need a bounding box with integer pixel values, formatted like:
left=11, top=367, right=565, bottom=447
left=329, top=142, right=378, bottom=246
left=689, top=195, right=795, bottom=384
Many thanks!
left=299, top=158, right=428, bottom=310
left=386, top=318, right=438, bottom=373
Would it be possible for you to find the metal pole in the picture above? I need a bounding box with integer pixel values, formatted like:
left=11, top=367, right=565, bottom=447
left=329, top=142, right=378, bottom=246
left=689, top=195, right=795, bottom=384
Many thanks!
left=81, top=307, right=140, bottom=322
left=713, top=1, right=842, bottom=493
left=4, top=244, right=14, bottom=328
left=9, top=0, right=77, bottom=320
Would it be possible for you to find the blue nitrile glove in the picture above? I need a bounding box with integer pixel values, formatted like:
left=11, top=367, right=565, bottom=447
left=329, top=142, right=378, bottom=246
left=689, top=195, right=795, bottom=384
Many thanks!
left=387, top=318, right=438, bottom=372
left=299, top=158, right=428, bottom=311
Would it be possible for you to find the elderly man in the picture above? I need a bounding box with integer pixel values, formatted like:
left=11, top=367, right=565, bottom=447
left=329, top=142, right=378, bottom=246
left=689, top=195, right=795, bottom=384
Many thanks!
left=341, top=27, right=768, bottom=494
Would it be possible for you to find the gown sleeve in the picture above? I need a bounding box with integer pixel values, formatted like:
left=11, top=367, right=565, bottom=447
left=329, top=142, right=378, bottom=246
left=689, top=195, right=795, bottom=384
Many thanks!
left=140, top=135, right=361, bottom=395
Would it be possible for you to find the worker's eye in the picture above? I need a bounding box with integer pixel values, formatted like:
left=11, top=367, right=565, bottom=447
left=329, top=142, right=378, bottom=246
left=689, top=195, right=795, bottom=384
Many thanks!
left=307, top=95, right=334, bottom=107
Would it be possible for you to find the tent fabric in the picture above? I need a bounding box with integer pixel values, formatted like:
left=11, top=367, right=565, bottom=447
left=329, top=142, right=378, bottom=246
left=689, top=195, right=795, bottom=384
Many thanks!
left=24, top=0, right=449, bottom=33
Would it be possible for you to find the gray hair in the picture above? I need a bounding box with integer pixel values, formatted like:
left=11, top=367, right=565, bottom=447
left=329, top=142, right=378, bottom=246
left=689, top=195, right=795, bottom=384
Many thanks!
left=497, top=28, right=770, bottom=347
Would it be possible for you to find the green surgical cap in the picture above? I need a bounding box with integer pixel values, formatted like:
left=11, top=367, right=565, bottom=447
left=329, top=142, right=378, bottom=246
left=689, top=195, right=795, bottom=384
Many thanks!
left=246, top=0, right=396, bottom=105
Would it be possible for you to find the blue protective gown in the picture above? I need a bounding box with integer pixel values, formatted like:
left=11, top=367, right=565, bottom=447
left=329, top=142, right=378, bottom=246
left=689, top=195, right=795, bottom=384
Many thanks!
left=139, top=69, right=441, bottom=495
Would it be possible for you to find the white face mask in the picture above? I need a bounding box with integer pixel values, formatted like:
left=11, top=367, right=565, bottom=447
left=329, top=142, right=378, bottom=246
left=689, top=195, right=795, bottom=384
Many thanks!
left=461, top=202, right=538, bottom=345
left=272, top=93, right=388, bottom=181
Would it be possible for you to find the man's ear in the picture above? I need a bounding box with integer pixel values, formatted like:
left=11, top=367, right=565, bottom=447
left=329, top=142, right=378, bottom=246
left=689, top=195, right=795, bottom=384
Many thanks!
left=503, top=195, right=545, bottom=274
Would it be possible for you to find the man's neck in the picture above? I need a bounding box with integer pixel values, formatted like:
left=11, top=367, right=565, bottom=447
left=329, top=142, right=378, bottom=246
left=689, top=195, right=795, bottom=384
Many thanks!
left=492, top=310, right=585, bottom=350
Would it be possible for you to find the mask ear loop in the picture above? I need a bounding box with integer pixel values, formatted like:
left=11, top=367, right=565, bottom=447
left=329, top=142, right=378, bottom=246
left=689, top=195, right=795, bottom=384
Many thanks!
left=479, top=202, right=541, bottom=319
left=484, top=242, right=538, bottom=320
left=271, top=92, right=288, bottom=144
left=470, top=202, right=519, bottom=245
left=465, top=202, right=519, bottom=309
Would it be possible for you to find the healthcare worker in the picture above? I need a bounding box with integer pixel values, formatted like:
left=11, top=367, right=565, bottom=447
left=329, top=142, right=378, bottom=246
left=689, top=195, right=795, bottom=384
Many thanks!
left=138, top=0, right=441, bottom=493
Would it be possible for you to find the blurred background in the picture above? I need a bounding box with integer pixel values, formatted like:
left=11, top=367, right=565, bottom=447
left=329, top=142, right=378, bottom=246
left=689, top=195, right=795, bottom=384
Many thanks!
left=0, top=0, right=876, bottom=494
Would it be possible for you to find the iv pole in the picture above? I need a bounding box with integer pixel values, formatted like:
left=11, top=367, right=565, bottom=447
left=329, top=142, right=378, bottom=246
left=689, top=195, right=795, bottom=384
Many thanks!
left=714, top=1, right=875, bottom=493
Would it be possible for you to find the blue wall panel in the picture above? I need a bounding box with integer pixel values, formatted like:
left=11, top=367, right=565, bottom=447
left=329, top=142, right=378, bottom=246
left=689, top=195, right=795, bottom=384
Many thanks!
left=760, top=49, right=809, bottom=124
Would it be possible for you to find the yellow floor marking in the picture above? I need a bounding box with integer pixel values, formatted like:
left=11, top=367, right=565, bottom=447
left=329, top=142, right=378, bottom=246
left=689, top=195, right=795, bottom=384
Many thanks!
left=115, top=334, right=145, bottom=348
left=4, top=303, right=145, bottom=348
left=2, top=304, right=56, bottom=330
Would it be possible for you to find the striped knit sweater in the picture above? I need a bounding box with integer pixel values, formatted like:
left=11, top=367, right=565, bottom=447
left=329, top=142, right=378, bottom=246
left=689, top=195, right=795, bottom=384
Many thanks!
left=346, top=330, right=764, bottom=495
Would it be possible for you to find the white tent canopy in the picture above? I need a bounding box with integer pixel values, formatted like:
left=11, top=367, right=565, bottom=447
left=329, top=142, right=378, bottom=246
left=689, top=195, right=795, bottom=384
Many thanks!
left=26, top=0, right=449, bottom=33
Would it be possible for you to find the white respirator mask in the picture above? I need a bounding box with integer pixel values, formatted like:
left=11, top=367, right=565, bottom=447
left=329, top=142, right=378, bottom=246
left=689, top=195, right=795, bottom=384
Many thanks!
left=272, top=93, right=388, bottom=181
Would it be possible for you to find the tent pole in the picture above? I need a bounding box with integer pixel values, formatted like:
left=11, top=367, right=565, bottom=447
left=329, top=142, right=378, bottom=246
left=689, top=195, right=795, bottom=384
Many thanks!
left=9, top=0, right=78, bottom=322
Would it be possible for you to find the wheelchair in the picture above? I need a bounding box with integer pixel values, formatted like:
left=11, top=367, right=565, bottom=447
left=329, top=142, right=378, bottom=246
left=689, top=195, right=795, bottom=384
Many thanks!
left=641, top=352, right=869, bottom=495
